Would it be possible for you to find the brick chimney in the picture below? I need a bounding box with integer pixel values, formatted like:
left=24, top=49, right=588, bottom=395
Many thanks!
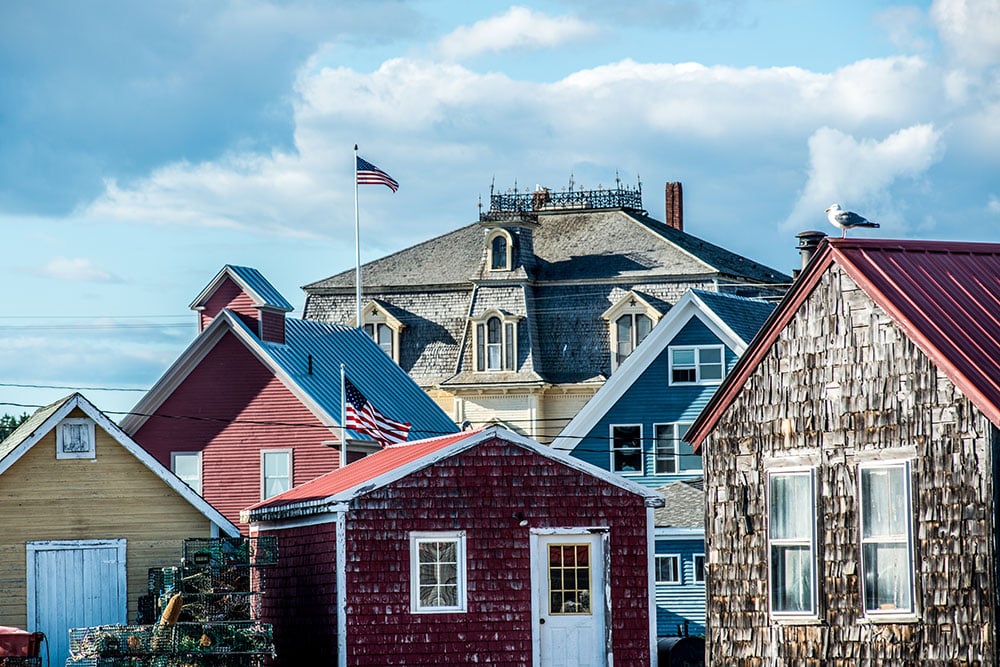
left=664, top=182, right=683, bottom=231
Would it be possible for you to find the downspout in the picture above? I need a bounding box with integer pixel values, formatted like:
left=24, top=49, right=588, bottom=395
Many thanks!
left=646, top=505, right=658, bottom=667
left=337, top=510, right=348, bottom=667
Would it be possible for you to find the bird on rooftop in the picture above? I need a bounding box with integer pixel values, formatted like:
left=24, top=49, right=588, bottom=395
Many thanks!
left=825, top=204, right=880, bottom=237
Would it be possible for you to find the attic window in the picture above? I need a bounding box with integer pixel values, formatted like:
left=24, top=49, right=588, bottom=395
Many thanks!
left=361, top=302, right=406, bottom=364
left=473, top=312, right=518, bottom=371
left=56, top=418, right=96, bottom=460
left=602, top=292, right=662, bottom=371
left=487, top=230, right=512, bottom=271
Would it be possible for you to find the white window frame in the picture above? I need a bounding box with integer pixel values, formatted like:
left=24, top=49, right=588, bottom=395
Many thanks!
left=693, top=554, right=706, bottom=584
left=360, top=302, right=405, bottom=364
left=858, top=460, right=915, bottom=619
left=655, top=554, right=681, bottom=585
left=56, top=418, right=96, bottom=460
left=602, top=291, right=661, bottom=371
left=410, top=531, right=467, bottom=613
left=610, top=424, right=643, bottom=475
left=668, top=345, right=726, bottom=385
left=171, top=451, right=202, bottom=495
left=653, top=422, right=698, bottom=474
left=472, top=310, right=519, bottom=372
left=487, top=229, right=513, bottom=271
left=767, top=467, right=818, bottom=618
left=260, top=449, right=292, bottom=501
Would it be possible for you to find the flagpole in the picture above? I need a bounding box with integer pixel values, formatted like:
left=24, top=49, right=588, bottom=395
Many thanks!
left=341, top=363, right=348, bottom=468
left=353, top=144, right=362, bottom=328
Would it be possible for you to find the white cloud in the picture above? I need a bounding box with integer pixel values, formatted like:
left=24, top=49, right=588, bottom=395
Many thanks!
left=437, top=6, right=598, bottom=60
left=38, top=257, right=121, bottom=283
left=784, top=124, right=945, bottom=233
left=931, top=0, right=1000, bottom=69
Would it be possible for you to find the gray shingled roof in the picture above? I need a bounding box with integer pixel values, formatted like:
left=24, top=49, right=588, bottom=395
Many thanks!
left=692, top=289, right=776, bottom=345
left=654, top=478, right=705, bottom=528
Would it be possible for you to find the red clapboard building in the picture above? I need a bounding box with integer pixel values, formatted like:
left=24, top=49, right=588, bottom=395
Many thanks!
left=244, top=426, right=664, bottom=667
left=121, top=265, right=459, bottom=533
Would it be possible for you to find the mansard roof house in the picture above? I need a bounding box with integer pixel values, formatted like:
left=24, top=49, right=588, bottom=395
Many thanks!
left=303, top=182, right=791, bottom=441
left=122, top=265, right=459, bottom=532
left=686, top=238, right=1000, bottom=665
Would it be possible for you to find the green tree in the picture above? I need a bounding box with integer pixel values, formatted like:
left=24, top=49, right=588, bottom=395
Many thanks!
left=0, top=412, right=29, bottom=441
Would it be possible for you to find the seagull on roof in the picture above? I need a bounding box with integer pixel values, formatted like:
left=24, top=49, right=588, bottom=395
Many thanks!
left=825, top=204, right=880, bottom=237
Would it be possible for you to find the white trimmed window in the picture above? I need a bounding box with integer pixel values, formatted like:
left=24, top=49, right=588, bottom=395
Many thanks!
left=410, top=531, right=467, bottom=613
left=602, top=292, right=661, bottom=370
left=859, top=461, right=914, bottom=616
left=768, top=468, right=817, bottom=616
left=610, top=424, right=643, bottom=474
left=653, top=422, right=696, bottom=474
left=473, top=310, right=518, bottom=372
left=261, top=449, right=292, bottom=500
left=487, top=230, right=512, bottom=271
left=669, top=345, right=725, bottom=385
left=655, top=554, right=681, bottom=584
left=361, top=302, right=405, bottom=364
left=693, top=554, right=706, bottom=584
left=172, top=451, right=202, bottom=495
left=56, top=418, right=95, bottom=460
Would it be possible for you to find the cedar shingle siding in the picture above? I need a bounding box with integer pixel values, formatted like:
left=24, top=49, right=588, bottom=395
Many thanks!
left=703, top=264, right=996, bottom=665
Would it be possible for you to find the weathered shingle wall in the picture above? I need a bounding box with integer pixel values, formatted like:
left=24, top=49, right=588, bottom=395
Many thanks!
left=703, top=264, right=996, bottom=666
left=343, top=438, right=652, bottom=665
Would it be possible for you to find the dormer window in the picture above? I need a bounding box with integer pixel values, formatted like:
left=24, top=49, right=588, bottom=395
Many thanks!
left=360, top=301, right=406, bottom=364
left=472, top=309, right=519, bottom=371
left=487, top=230, right=512, bottom=271
left=602, top=291, right=662, bottom=370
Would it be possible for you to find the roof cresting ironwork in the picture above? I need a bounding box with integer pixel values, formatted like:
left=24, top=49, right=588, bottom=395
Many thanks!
left=481, top=175, right=644, bottom=222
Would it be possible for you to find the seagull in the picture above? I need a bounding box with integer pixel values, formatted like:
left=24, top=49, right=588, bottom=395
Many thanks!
left=825, top=204, right=880, bottom=237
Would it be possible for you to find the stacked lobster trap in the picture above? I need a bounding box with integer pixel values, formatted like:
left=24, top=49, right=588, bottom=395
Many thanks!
left=66, top=536, right=278, bottom=667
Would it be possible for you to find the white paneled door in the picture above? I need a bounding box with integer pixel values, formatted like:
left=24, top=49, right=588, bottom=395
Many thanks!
left=27, top=540, right=127, bottom=666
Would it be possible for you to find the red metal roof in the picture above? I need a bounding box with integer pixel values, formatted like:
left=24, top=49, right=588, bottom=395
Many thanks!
left=247, top=430, right=479, bottom=512
left=687, top=238, right=1000, bottom=448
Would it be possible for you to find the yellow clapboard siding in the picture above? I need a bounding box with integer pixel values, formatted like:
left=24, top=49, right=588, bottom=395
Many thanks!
left=0, top=424, right=217, bottom=628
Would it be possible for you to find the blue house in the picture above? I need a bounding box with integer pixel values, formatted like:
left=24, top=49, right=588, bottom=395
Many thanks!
left=551, top=288, right=775, bottom=637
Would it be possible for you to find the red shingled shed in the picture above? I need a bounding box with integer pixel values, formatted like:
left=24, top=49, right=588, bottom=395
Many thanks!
left=244, top=426, right=664, bottom=666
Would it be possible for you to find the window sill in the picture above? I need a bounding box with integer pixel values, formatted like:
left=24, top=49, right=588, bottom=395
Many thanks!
left=770, top=615, right=822, bottom=626
left=856, top=613, right=919, bottom=625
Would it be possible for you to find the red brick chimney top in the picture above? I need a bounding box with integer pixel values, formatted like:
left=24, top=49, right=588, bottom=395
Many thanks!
left=665, top=182, right=683, bottom=231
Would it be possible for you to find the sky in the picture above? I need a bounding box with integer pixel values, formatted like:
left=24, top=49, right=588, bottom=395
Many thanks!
left=2, top=0, right=999, bottom=420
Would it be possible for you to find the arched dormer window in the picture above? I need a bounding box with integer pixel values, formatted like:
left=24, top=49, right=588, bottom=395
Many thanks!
left=602, top=291, right=663, bottom=371
left=472, top=309, right=520, bottom=371
left=360, top=301, right=406, bottom=364
left=487, top=230, right=513, bottom=271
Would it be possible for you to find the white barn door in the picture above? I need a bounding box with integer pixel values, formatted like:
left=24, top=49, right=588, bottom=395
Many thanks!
left=27, top=540, right=127, bottom=666
left=533, top=532, right=606, bottom=667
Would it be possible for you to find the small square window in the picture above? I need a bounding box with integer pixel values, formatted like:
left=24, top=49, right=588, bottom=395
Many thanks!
left=655, top=554, right=681, bottom=584
left=56, top=418, right=95, bottom=460
left=410, top=532, right=467, bottom=613
left=693, top=554, right=706, bottom=584
left=669, top=346, right=726, bottom=385
left=261, top=450, right=292, bottom=500
left=611, top=425, right=643, bottom=474
left=172, top=452, right=202, bottom=495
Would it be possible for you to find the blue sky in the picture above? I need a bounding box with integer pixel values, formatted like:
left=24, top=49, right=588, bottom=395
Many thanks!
left=2, top=0, right=999, bottom=419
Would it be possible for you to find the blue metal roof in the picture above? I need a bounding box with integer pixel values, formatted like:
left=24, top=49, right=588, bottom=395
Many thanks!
left=691, top=290, right=775, bottom=346
left=240, top=316, right=460, bottom=442
left=227, top=265, right=294, bottom=312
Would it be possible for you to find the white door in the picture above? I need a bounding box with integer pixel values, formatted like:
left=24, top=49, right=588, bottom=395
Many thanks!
left=534, top=533, right=605, bottom=667
left=27, top=540, right=127, bottom=666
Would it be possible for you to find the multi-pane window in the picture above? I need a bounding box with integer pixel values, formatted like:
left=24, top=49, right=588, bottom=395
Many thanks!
left=411, top=532, right=467, bottom=613
left=172, top=452, right=202, bottom=495
left=615, top=313, right=653, bottom=367
left=860, top=462, right=914, bottom=615
left=261, top=450, right=291, bottom=500
left=768, top=469, right=816, bottom=615
left=56, top=418, right=95, bottom=459
left=548, top=544, right=592, bottom=614
left=669, top=345, right=725, bottom=385
left=693, top=554, right=706, bottom=583
left=364, top=322, right=393, bottom=358
left=610, top=425, right=643, bottom=474
left=475, top=315, right=516, bottom=371
left=653, top=422, right=695, bottom=474
left=655, top=554, right=681, bottom=584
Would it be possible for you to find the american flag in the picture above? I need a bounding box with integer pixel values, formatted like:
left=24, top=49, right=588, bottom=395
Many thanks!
left=356, top=156, right=399, bottom=192
left=343, top=376, right=411, bottom=446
